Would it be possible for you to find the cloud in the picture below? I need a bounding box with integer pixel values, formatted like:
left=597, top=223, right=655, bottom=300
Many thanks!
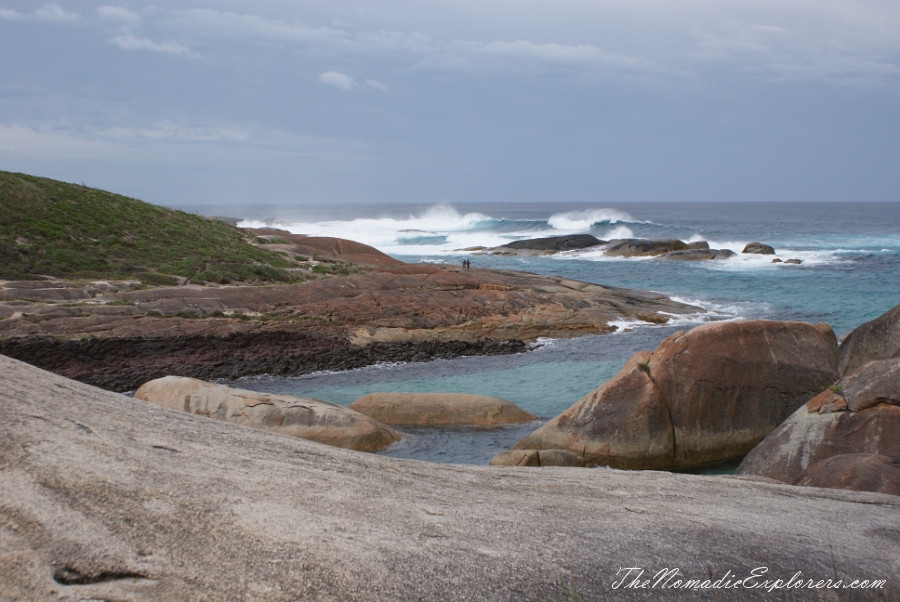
left=0, top=3, right=81, bottom=23
left=110, top=33, right=196, bottom=58
left=171, top=9, right=345, bottom=44
left=366, top=79, right=389, bottom=91
left=319, top=71, right=357, bottom=91
left=99, top=124, right=250, bottom=142
left=97, top=6, right=141, bottom=26
left=0, top=124, right=114, bottom=159
left=689, top=20, right=900, bottom=88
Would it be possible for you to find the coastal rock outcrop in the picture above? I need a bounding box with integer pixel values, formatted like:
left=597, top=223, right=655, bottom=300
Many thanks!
left=349, top=392, right=536, bottom=427
left=742, top=242, right=776, bottom=255
left=493, top=320, right=840, bottom=470
left=489, top=234, right=604, bottom=255
left=4, top=354, right=899, bottom=600
left=735, top=357, right=900, bottom=495
left=838, top=303, right=900, bottom=376
left=135, top=376, right=400, bottom=452
left=602, top=238, right=689, bottom=257
left=251, top=228, right=404, bottom=267
left=651, top=248, right=736, bottom=261
left=0, top=265, right=701, bottom=391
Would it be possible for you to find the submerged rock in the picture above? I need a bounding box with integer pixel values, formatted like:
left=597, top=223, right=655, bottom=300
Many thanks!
left=349, top=392, right=536, bottom=427
left=736, top=357, right=900, bottom=496
left=652, top=249, right=736, bottom=261
left=493, top=320, right=839, bottom=470
left=135, top=376, right=400, bottom=452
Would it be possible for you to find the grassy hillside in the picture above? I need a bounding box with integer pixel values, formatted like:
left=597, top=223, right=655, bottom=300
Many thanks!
left=0, top=171, right=299, bottom=284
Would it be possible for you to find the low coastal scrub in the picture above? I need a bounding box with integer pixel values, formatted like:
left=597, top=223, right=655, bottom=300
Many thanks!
left=0, top=171, right=301, bottom=284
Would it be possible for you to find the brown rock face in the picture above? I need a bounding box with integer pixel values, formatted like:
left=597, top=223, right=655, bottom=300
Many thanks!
left=135, top=376, right=400, bottom=452
left=794, top=454, right=900, bottom=496
left=736, top=357, right=900, bottom=494
left=251, top=228, right=404, bottom=267
left=838, top=303, right=900, bottom=376
left=349, top=392, right=536, bottom=427
left=495, top=320, right=839, bottom=470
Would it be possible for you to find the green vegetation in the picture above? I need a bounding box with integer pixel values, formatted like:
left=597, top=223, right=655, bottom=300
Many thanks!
left=0, top=171, right=301, bottom=284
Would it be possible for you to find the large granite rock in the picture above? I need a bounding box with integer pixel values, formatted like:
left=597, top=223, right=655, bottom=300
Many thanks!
left=838, top=303, right=900, bottom=376
left=794, top=454, right=900, bottom=496
left=492, top=234, right=604, bottom=254
left=602, top=238, right=689, bottom=257
left=251, top=228, right=404, bottom=267
left=349, top=392, right=536, bottom=427
left=135, top=376, right=400, bottom=452
left=736, top=357, right=900, bottom=495
left=3, top=355, right=899, bottom=601
left=494, top=320, right=839, bottom=470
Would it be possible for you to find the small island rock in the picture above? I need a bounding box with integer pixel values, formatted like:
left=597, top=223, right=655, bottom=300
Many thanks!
left=742, top=242, right=776, bottom=255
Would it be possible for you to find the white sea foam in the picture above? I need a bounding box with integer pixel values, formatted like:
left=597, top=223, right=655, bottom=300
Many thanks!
left=238, top=203, right=651, bottom=256
left=546, top=208, right=637, bottom=231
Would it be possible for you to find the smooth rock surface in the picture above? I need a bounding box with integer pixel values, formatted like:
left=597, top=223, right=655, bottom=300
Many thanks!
left=838, top=303, right=900, bottom=376
left=349, top=392, right=537, bottom=427
left=736, top=357, right=900, bottom=491
left=496, top=320, right=840, bottom=470
left=135, top=376, right=400, bottom=452
left=2, top=355, right=898, bottom=601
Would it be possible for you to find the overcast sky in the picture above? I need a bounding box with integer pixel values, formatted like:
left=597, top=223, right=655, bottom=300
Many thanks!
left=2, top=1, right=899, bottom=208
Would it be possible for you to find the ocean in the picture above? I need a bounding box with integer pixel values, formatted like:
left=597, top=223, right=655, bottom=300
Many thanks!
left=215, top=201, right=900, bottom=465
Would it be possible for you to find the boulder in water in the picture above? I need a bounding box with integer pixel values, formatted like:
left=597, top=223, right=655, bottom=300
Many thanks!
left=493, top=320, right=839, bottom=470
left=742, top=242, right=776, bottom=255
left=135, top=376, right=400, bottom=452
left=602, top=239, right=689, bottom=257
left=349, top=392, right=536, bottom=427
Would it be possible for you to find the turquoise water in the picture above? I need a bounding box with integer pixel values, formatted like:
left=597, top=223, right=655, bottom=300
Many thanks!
left=222, top=201, right=900, bottom=464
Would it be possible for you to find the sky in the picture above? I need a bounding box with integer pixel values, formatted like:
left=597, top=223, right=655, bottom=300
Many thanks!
left=1, top=1, right=899, bottom=209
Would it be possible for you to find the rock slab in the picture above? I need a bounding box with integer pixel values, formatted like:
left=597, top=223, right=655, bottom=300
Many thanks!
left=135, top=376, right=400, bottom=452
left=349, top=392, right=536, bottom=427
left=2, top=355, right=900, bottom=601
left=495, top=320, right=839, bottom=470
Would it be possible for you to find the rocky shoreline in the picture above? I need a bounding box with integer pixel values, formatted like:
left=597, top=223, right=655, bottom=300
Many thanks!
left=0, top=261, right=699, bottom=391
